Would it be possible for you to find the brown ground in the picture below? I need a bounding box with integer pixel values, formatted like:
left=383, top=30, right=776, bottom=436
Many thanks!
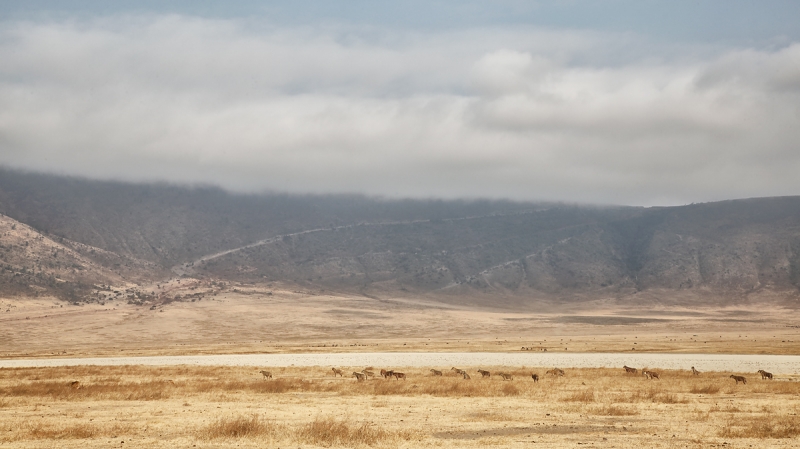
left=1, top=285, right=800, bottom=358
left=1, top=365, right=799, bottom=448
left=2, top=286, right=800, bottom=447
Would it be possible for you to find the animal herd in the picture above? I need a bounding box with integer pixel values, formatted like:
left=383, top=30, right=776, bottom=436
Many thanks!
left=64, top=366, right=779, bottom=390
left=622, top=365, right=775, bottom=384
left=252, top=366, right=777, bottom=385
left=253, top=366, right=568, bottom=382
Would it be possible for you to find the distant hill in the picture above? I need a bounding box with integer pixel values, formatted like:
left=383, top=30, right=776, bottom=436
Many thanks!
left=1, top=168, right=799, bottom=306
left=0, top=213, right=162, bottom=301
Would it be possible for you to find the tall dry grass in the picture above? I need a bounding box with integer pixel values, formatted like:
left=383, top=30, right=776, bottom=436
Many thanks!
left=198, top=415, right=413, bottom=446
left=200, top=414, right=280, bottom=440
left=296, top=417, right=405, bottom=446
left=719, top=415, right=800, bottom=439
left=346, top=376, right=524, bottom=397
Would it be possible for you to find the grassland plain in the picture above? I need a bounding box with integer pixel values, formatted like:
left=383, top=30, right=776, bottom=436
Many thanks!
left=3, top=291, right=800, bottom=359
left=1, top=365, right=799, bottom=448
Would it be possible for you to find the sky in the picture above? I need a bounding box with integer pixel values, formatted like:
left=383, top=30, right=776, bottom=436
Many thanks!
left=1, top=1, right=799, bottom=206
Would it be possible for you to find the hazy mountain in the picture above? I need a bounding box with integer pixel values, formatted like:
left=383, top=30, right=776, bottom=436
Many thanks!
left=1, top=168, right=799, bottom=306
left=0, top=213, right=162, bottom=301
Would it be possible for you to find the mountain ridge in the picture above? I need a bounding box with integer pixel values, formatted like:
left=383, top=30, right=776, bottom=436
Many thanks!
left=1, top=168, right=799, bottom=307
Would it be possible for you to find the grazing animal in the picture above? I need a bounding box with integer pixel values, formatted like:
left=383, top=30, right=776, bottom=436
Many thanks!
left=499, top=373, right=513, bottom=381
left=758, top=370, right=773, bottom=380
left=380, top=369, right=389, bottom=378
left=691, top=366, right=700, bottom=376
left=730, top=375, right=747, bottom=385
left=362, top=369, right=375, bottom=378
left=623, top=365, right=638, bottom=374
left=462, top=371, right=471, bottom=380
left=259, top=370, right=273, bottom=379
left=331, top=368, right=344, bottom=377
left=430, top=369, right=443, bottom=376
left=642, top=370, right=658, bottom=379
left=353, top=372, right=366, bottom=381
left=531, top=374, right=539, bottom=382
left=477, top=369, right=491, bottom=378
left=451, top=367, right=465, bottom=376
left=69, top=381, right=81, bottom=389
left=384, top=370, right=394, bottom=379
left=392, top=372, right=406, bottom=380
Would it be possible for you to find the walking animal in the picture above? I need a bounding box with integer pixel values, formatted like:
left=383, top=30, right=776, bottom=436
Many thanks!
left=331, top=368, right=344, bottom=377
left=758, top=370, right=773, bottom=380
left=477, top=369, right=491, bottom=378
left=353, top=372, right=366, bottom=381
left=730, top=375, right=747, bottom=385
left=430, top=369, right=443, bottom=376
left=623, top=365, right=638, bottom=374
left=259, top=370, right=273, bottom=379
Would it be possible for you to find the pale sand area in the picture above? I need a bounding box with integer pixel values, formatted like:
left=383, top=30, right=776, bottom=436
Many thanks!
left=1, top=286, right=800, bottom=358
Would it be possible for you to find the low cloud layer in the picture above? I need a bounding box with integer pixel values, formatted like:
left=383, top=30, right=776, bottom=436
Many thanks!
left=1, top=16, right=799, bottom=205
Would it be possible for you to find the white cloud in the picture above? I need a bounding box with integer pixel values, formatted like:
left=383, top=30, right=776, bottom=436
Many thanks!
left=0, top=16, right=799, bottom=205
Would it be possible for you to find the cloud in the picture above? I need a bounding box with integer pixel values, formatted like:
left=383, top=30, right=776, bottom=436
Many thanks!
left=0, top=15, right=799, bottom=206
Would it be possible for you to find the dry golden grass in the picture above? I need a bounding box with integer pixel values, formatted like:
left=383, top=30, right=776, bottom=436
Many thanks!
left=24, top=422, right=133, bottom=440
left=1, top=365, right=799, bottom=448
left=561, top=388, right=595, bottom=402
left=719, top=415, right=800, bottom=439
left=689, top=384, right=720, bottom=394
left=297, top=417, right=415, bottom=446
left=200, top=414, right=280, bottom=440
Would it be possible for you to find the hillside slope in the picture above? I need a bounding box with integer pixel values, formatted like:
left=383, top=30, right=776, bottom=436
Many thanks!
left=0, top=213, right=163, bottom=301
left=0, top=169, right=799, bottom=306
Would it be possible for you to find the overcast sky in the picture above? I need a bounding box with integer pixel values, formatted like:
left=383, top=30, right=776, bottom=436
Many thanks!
left=1, top=1, right=799, bottom=206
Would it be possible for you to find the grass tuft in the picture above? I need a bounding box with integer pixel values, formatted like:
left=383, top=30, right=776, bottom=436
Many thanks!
left=200, top=414, right=278, bottom=440
left=297, top=417, right=395, bottom=446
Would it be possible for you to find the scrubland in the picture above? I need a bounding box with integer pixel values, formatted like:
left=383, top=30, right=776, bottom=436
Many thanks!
left=1, top=365, right=799, bottom=448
